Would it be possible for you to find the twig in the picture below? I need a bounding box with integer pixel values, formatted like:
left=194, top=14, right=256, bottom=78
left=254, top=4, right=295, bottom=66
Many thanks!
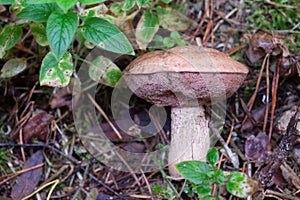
left=265, top=189, right=300, bottom=200
left=210, top=126, right=239, bottom=168
left=87, top=93, right=122, bottom=139
left=263, top=54, right=270, bottom=132
left=0, top=163, right=44, bottom=185
left=268, top=62, right=279, bottom=140
left=0, top=142, right=125, bottom=199
left=213, top=8, right=238, bottom=33
left=264, top=0, right=296, bottom=9
left=140, top=169, right=153, bottom=200
left=243, top=54, right=270, bottom=124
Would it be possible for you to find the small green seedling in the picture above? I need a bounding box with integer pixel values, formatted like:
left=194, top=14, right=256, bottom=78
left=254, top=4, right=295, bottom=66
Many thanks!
left=176, top=148, right=258, bottom=199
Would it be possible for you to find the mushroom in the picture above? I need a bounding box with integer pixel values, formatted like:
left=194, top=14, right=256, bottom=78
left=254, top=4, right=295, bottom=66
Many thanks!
left=123, top=46, right=248, bottom=177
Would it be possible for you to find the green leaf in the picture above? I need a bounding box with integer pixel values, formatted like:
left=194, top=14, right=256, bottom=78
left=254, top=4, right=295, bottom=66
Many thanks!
left=30, top=23, right=48, bottom=46
left=214, top=169, right=225, bottom=184
left=162, top=37, right=174, bottom=48
left=17, top=3, right=59, bottom=22
left=55, top=0, right=77, bottom=13
left=0, top=0, right=14, bottom=4
left=79, top=0, right=106, bottom=4
left=161, top=0, right=172, bottom=3
left=0, top=24, right=22, bottom=58
left=176, top=161, right=210, bottom=184
left=46, top=11, right=78, bottom=59
left=136, top=0, right=149, bottom=8
left=88, top=56, right=121, bottom=87
left=226, top=172, right=257, bottom=198
left=122, top=0, right=135, bottom=11
left=81, top=17, right=134, bottom=55
left=135, top=11, right=159, bottom=49
left=0, top=58, right=27, bottom=78
left=22, top=0, right=56, bottom=4
left=110, top=2, right=123, bottom=15
left=201, top=196, right=217, bottom=200
left=151, top=185, right=162, bottom=194
left=40, top=51, right=73, bottom=87
left=207, top=147, right=219, bottom=166
left=195, top=185, right=212, bottom=196
left=170, top=31, right=186, bottom=46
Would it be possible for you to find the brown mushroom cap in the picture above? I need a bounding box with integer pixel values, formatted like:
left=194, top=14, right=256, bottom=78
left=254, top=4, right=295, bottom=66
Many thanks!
left=123, top=46, right=248, bottom=107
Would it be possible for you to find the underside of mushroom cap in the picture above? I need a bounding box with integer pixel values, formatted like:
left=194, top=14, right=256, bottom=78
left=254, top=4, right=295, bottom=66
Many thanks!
left=123, top=46, right=248, bottom=107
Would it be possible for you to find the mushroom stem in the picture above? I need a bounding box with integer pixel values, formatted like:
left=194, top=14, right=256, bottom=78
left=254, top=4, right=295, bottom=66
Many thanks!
left=168, top=106, right=210, bottom=177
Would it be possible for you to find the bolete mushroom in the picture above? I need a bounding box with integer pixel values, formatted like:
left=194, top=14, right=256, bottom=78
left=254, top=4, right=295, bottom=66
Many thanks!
left=123, top=46, right=248, bottom=177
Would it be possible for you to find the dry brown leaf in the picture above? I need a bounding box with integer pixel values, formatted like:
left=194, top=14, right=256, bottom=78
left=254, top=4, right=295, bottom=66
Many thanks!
left=245, top=131, right=269, bottom=163
left=11, top=150, right=43, bottom=200
left=280, top=162, right=300, bottom=190
left=49, top=87, right=72, bottom=110
left=246, top=29, right=287, bottom=63
left=21, top=111, right=54, bottom=143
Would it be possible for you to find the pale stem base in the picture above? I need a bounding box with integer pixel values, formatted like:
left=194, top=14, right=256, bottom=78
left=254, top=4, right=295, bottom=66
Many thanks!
left=168, top=106, right=210, bottom=177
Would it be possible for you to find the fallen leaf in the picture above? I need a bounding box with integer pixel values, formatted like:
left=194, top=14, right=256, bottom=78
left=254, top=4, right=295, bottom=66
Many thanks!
left=49, top=87, right=72, bottom=110
left=292, top=144, right=300, bottom=166
left=0, top=58, right=27, bottom=78
left=280, top=162, right=300, bottom=190
left=11, top=150, right=43, bottom=200
left=241, top=105, right=266, bottom=135
left=245, top=131, right=269, bottom=163
left=245, top=30, right=285, bottom=63
left=17, top=111, right=54, bottom=143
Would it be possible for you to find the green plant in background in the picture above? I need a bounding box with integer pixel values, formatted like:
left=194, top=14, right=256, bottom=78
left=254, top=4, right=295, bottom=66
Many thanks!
left=109, top=0, right=190, bottom=50
left=0, top=0, right=134, bottom=87
left=149, top=31, right=186, bottom=50
left=0, top=0, right=190, bottom=88
left=175, top=148, right=257, bottom=199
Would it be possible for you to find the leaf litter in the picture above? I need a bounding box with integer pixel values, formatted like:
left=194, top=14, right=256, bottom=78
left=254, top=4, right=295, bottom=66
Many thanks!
left=0, top=1, right=300, bottom=200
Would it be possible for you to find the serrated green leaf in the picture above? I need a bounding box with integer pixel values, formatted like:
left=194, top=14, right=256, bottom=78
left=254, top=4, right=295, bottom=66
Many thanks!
left=176, top=161, right=210, bottom=184
left=55, top=0, right=77, bottom=13
left=88, top=56, right=121, bottom=87
left=0, top=0, right=14, bottom=4
left=30, top=23, right=48, bottom=46
left=81, top=17, right=134, bottom=55
left=16, top=3, right=59, bottom=22
left=135, top=11, right=159, bottom=49
left=207, top=147, right=219, bottom=166
left=122, top=0, right=135, bottom=11
left=0, top=24, right=22, bottom=58
left=79, top=0, right=106, bottom=4
left=40, top=51, right=73, bottom=87
left=46, top=11, right=78, bottom=59
left=0, top=58, right=27, bottom=78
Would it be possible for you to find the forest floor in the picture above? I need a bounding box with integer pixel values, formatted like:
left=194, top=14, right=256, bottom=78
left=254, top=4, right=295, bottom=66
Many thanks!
left=0, top=0, right=300, bottom=199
